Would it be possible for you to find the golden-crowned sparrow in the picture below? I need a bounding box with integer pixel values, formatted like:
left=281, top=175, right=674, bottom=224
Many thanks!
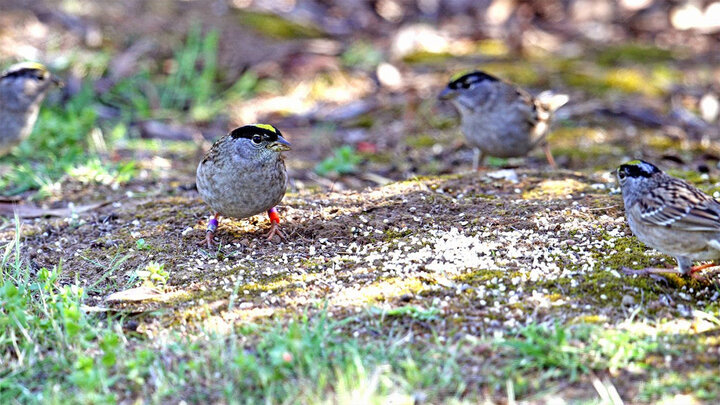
left=617, top=159, right=720, bottom=278
left=439, top=70, right=568, bottom=170
left=0, top=62, right=62, bottom=156
left=196, top=124, right=291, bottom=247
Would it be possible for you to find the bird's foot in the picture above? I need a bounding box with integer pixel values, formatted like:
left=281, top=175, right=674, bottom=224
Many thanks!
left=265, top=207, right=286, bottom=242
left=198, top=215, right=219, bottom=248
left=264, top=222, right=286, bottom=242
left=200, top=231, right=215, bottom=248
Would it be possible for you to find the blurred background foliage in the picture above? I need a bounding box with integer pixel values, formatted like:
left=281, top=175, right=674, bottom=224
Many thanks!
left=1, top=0, right=719, bottom=199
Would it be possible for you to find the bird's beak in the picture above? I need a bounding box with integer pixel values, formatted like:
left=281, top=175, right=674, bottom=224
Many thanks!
left=438, top=87, right=456, bottom=100
left=268, top=136, right=292, bottom=152
left=50, top=74, right=64, bottom=87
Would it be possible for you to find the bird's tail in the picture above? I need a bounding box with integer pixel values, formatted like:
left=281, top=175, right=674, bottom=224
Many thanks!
left=536, top=91, right=569, bottom=113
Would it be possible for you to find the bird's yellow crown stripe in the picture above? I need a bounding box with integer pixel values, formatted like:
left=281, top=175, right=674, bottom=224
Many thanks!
left=252, top=124, right=277, bottom=133
left=450, top=71, right=470, bottom=82
left=6, top=61, right=48, bottom=72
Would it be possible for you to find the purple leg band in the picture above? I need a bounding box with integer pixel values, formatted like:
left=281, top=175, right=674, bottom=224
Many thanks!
left=207, top=217, right=218, bottom=233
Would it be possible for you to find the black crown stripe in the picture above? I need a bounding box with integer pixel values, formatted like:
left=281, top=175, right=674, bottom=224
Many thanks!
left=619, top=160, right=660, bottom=178
left=230, top=125, right=282, bottom=142
left=1, top=68, right=47, bottom=79
left=448, top=71, right=499, bottom=90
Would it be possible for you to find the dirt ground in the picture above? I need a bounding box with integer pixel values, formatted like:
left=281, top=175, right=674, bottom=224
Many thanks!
left=4, top=156, right=720, bottom=401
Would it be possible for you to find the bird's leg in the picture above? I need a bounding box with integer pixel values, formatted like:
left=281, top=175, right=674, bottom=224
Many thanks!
left=542, top=143, right=557, bottom=169
left=689, top=262, right=717, bottom=280
left=689, top=262, right=716, bottom=272
left=472, top=148, right=483, bottom=172
left=264, top=207, right=286, bottom=241
left=201, top=213, right=219, bottom=248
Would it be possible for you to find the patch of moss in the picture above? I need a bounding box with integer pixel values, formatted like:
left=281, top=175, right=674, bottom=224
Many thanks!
left=299, top=257, right=325, bottom=270
left=358, top=275, right=429, bottom=304
left=546, top=127, right=595, bottom=147
left=572, top=315, right=606, bottom=324
left=645, top=133, right=682, bottom=150
left=234, top=10, right=325, bottom=39
left=406, top=134, right=438, bottom=149
left=480, top=62, right=541, bottom=87
left=455, top=269, right=514, bottom=285
left=347, top=113, right=376, bottom=129
left=605, top=68, right=660, bottom=96
left=594, top=43, right=676, bottom=66
left=665, top=169, right=713, bottom=186
left=547, top=293, right=563, bottom=302
left=428, top=115, right=457, bottom=130
left=561, top=65, right=679, bottom=97
left=700, top=335, right=720, bottom=347
left=535, top=233, right=685, bottom=308
left=123, top=138, right=199, bottom=155
left=535, top=275, right=572, bottom=292
left=522, top=178, right=589, bottom=200
left=555, top=142, right=621, bottom=159
left=147, top=289, right=194, bottom=305
left=594, top=234, right=662, bottom=270
left=365, top=151, right=394, bottom=164
left=475, top=39, right=510, bottom=57
left=402, top=51, right=454, bottom=65
left=184, top=269, right=299, bottom=308
left=397, top=173, right=463, bottom=187
left=559, top=70, right=603, bottom=96
left=383, top=228, right=412, bottom=242
left=240, top=277, right=295, bottom=296
left=549, top=270, right=657, bottom=310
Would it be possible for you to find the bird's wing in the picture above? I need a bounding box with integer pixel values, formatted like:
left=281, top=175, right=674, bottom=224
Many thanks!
left=634, top=178, right=720, bottom=231
left=499, top=85, right=538, bottom=127
left=200, top=135, right=228, bottom=165
left=535, top=91, right=569, bottom=113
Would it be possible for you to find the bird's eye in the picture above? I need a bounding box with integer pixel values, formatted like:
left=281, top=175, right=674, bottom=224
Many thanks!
left=618, top=170, right=626, bottom=180
left=463, top=78, right=478, bottom=88
left=251, top=134, right=262, bottom=144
